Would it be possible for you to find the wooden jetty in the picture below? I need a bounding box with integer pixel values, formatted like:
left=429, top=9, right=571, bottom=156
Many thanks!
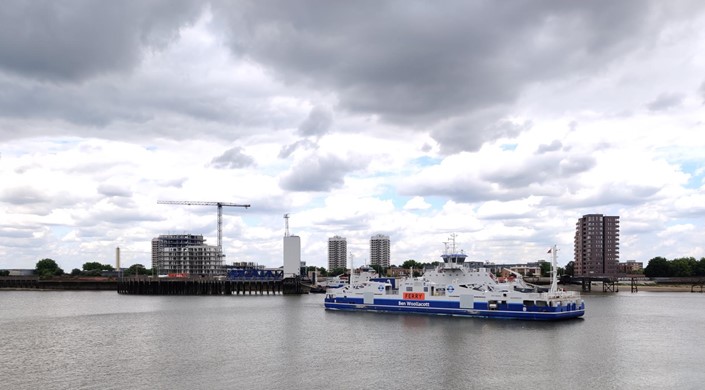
left=567, top=276, right=618, bottom=292
left=117, top=276, right=308, bottom=295
left=1, top=275, right=309, bottom=295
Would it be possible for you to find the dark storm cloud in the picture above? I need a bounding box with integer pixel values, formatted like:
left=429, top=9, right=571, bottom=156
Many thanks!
left=2, top=1, right=703, bottom=151
left=0, top=69, right=254, bottom=124
left=214, top=0, right=703, bottom=151
left=298, top=106, right=333, bottom=137
left=646, top=92, right=684, bottom=111
left=210, top=147, right=255, bottom=169
left=277, top=106, right=330, bottom=158
left=0, top=0, right=201, bottom=81
left=0, top=72, right=278, bottom=142
left=431, top=115, right=532, bottom=154
left=279, top=153, right=367, bottom=192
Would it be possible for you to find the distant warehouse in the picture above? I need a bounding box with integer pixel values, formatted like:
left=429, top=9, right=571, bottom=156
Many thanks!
left=151, top=234, right=222, bottom=277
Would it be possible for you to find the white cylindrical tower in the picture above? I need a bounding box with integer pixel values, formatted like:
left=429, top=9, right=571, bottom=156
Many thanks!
left=116, top=246, right=121, bottom=271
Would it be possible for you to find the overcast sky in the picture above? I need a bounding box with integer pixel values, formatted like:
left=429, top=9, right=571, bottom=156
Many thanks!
left=1, top=0, right=704, bottom=271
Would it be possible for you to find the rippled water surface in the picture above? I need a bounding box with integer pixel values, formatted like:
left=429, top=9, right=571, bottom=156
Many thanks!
left=1, top=291, right=703, bottom=389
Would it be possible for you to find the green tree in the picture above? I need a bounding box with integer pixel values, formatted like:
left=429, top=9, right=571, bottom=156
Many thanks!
left=317, top=267, right=328, bottom=277
left=539, top=262, right=551, bottom=277
left=82, top=262, right=103, bottom=271
left=35, top=258, right=64, bottom=277
left=401, top=260, right=424, bottom=270
left=82, top=262, right=115, bottom=273
left=71, top=268, right=81, bottom=276
left=329, top=267, right=347, bottom=276
left=565, top=261, right=575, bottom=277
left=125, top=264, right=151, bottom=276
left=695, top=258, right=705, bottom=277
left=670, top=257, right=696, bottom=277
left=644, top=257, right=670, bottom=277
left=0, top=269, right=9, bottom=276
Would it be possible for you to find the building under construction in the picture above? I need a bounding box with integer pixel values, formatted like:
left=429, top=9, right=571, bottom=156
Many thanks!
left=151, top=234, right=222, bottom=277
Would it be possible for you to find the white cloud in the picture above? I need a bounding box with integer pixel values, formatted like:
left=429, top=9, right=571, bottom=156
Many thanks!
left=1, top=2, right=705, bottom=271
left=403, top=196, right=431, bottom=210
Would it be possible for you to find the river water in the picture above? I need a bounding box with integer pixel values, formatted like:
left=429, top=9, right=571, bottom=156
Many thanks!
left=1, top=290, right=703, bottom=389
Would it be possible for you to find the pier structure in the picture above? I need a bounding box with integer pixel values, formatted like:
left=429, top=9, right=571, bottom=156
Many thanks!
left=568, top=276, right=618, bottom=292
left=117, top=277, right=281, bottom=295
left=116, top=275, right=308, bottom=295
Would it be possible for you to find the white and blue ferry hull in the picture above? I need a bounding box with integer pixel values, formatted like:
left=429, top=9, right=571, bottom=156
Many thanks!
left=324, top=297, right=585, bottom=321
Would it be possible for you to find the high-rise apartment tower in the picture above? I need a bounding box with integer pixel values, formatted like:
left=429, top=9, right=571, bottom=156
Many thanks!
left=574, top=214, right=620, bottom=276
left=370, top=234, right=390, bottom=268
left=328, top=236, right=347, bottom=271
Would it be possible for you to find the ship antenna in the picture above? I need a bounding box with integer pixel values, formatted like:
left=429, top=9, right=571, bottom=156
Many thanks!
left=549, top=245, right=558, bottom=294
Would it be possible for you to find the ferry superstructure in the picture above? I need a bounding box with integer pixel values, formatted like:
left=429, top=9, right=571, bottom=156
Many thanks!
left=324, top=242, right=584, bottom=321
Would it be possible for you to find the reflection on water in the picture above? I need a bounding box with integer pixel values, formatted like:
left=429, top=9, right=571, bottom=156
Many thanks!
left=1, top=291, right=704, bottom=389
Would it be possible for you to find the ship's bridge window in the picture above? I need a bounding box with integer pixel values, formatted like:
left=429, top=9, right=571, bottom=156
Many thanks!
left=424, top=287, right=428, bottom=292
left=535, top=300, right=547, bottom=307
left=406, top=286, right=413, bottom=292
left=523, top=300, right=535, bottom=307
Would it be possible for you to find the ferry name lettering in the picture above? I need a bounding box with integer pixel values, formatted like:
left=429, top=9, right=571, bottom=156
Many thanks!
left=398, top=301, right=430, bottom=307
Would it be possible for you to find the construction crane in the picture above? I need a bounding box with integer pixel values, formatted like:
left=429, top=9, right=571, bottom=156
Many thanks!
left=157, top=201, right=251, bottom=256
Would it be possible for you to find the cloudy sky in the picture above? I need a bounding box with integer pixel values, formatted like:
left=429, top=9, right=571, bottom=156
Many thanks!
left=1, top=0, right=704, bottom=272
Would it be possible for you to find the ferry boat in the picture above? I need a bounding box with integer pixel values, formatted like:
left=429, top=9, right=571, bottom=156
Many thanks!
left=324, top=241, right=584, bottom=321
